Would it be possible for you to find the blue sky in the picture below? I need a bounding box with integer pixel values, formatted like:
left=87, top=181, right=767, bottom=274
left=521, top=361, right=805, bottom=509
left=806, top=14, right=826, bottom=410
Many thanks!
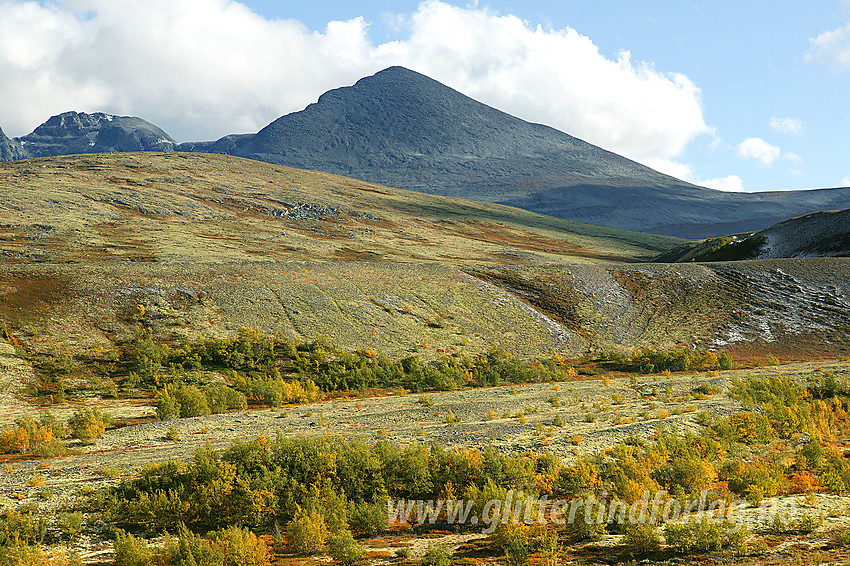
left=1, top=0, right=849, bottom=192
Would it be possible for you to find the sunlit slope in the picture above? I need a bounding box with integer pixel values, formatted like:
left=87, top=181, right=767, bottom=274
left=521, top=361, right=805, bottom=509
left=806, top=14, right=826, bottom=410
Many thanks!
left=657, top=208, right=850, bottom=262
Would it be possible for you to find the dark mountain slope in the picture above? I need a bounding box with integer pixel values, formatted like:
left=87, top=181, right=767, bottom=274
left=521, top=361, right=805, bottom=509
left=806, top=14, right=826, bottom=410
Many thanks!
left=14, top=112, right=177, bottom=157
left=230, top=66, right=699, bottom=203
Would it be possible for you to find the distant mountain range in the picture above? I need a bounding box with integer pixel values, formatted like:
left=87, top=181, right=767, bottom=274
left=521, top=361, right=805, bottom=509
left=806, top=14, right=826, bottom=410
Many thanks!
left=4, top=66, right=850, bottom=238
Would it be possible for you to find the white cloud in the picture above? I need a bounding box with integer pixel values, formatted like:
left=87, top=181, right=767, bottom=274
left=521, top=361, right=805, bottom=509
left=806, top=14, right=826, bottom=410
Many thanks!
left=0, top=0, right=711, bottom=169
left=699, top=175, right=744, bottom=192
left=806, top=23, right=850, bottom=70
left=737, top=137, right=781, bottom=166
left=0, top=0, right=378, bottom=140
left=782, top=151, right=803, bottom=164
left=769, top=117, right=803, bottom=135
left=379, top=1, right=712, bottom=164
left=843, top=175, right=850, bottom=186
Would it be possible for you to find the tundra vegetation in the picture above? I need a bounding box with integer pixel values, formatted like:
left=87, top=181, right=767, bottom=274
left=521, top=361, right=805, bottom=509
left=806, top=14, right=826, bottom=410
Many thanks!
left=4, top=331, right=850, bottom=565
left=24, top=328, right=736, bottom=414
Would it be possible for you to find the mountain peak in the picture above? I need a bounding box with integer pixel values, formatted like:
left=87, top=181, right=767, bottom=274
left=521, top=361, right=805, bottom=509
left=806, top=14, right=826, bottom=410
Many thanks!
left=364, top=65, right=421, bottom=78
left=233, top=65, right=690, bottom=204
left=15, top=111, right=177, bottom=158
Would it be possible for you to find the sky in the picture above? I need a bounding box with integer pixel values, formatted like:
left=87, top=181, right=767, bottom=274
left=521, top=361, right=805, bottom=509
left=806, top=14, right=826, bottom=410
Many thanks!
left=1, top=1, right=849, bottom=192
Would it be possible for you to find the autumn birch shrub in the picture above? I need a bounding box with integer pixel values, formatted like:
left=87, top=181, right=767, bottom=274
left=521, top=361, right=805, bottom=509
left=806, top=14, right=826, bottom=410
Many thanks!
left=68, top=407, right=109, bottom=444
left=0, top=543, right=82, bottom=566
left=0, top=413, right=65, bottom=456
left=287, top=506, right=328, bottom=555
left=211, top=526, right=271, bottom=566
left=91, top=375, right=850, bottom=551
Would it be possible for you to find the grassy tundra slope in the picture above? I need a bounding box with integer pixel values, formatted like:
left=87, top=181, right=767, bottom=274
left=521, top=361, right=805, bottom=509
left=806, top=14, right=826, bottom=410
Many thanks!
left=0, top=151, right=674, bottom=360
left=0, top=152, right=676, bottom=266
left=0, top=153, right=847, bottom=363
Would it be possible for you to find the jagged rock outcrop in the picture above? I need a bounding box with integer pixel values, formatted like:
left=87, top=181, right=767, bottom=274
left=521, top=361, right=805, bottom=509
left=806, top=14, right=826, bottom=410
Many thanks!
left=0, top=126, right=25, bottom=162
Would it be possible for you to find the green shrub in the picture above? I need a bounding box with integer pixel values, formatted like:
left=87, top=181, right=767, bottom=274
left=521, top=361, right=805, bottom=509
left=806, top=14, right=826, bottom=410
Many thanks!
left=420, top=544, right=451, bottom=566
left=622, top=522, right=661, bottom=556
left=653, top=456, right=717, bottom=494
left=693, top=383, right=722, bottom=396
left=502, top=527, right=529, bottom=566
left=204, top=384, right=247, bottom=413
left=623, top=348, right=727, bottom=374
left=721, top=460, right=785, bottom=505
left=348, top=500, right=388, bottom=537
left=172, top=526, right=224, bottom=566
left=156, top=387, right=180, bottom=420
left=832, top=528, right=850, bottom=547
left=101, top=445, right=261, bottom=533
left=663, top=518, right=746, bottom=554
left=0, top=541, right=80, bottom=566
left=764, top=512, right=823, bottom=535
left=561, top=499, right=606, bottom=542
left=796, top=438, right=825, bottom=469
left=730, top=375, right=805, bottom=437
left=491, top=522, right=530, bottom=552
left=174, top=385, right=211, bottom=418
left=59, top=512, right=84, bottom=542
left=114, top=530, right=154, bottom=566
left=0, top=506, right=47, bottom=547
left=536, top=529, right=561, bottom=566
left=327, top=530, right=365, bottom=564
